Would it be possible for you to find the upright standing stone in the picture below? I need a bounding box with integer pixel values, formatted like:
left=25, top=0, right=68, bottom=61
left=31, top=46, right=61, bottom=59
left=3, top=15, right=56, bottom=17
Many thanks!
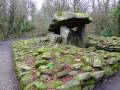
left=60, top=26, right=70, bottom=44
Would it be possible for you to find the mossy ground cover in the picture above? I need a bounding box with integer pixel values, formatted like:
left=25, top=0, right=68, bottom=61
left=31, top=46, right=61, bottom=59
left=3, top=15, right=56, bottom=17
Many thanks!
left=12, top=37, right=120, bottom=90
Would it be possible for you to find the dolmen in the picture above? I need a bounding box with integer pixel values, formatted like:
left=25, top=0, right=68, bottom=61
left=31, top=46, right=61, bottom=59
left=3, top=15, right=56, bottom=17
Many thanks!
left=48, top=12, right=92, bottom=47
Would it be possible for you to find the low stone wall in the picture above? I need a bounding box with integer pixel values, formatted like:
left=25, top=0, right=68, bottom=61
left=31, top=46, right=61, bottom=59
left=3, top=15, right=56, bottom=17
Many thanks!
left=12, top=37, right=120, bottom=90
left=87, top=36, right=120, bottom=52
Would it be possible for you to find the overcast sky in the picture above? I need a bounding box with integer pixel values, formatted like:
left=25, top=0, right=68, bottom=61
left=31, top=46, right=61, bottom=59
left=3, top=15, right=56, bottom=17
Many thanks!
left=33, top=0, right=119, bottom=11
left=33, top=0, right=44, bottom=10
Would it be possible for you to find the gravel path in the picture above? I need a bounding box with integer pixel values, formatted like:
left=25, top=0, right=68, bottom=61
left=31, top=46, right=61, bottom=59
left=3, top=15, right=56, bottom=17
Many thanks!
left=94, top=71, right=120, bottom=90
left=0, top=40, right=19, bottom=90
left=0, top=40, right=120, bottom=90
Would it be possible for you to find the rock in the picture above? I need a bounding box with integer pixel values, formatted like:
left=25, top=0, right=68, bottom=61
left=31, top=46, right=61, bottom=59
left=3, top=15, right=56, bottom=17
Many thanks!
left=41, top=52, right=51, bottom=59
left=91, top=71, right=105, bottom=80
left=17, top=63, right=31, bottom=71
left=87, top=36, right=120, bottom=52
left=82, top=56, right=93, bottom=66
left=24, top=83, right=35, bottom=90
left=106, top=58, right=117, bottom=65
left=75, top=59, right=81, bottom=62
left=44, top=68, right=57, bottom=75
left=16, top=63, right=31, bottom=78
left=40, top=75, right=50, bottom=81
left=33, top=81, right=47, bottom=90
left=74, top=72, right=91, bottom=81
left=48, top=81, right=63, bottom=88
left=36, top=48, right=45, bottom=54
left=35, top=60, right=48, bottom=68
left=38, top=65, right=48, bottom=71
left=93, top=58, right=103, bottom=68
left=57, top=71, right=68, bottom=78
left=20, top=74, right=33, bottom=88
left=47, top=33, right=62, bottom=44
left=82, top=66, right=93, bottom=72
left=18, top=71, right=30, bottom=78
left=71, top=63, right=82, bottom=70
left=69, top=70, right=79, bottom=76
left=57, top=80, right=80, bottom=89
left=45, top=65, right=64, bottom=75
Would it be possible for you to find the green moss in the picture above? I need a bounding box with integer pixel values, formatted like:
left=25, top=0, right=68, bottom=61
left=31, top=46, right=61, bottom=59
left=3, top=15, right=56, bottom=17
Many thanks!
left=82, top=77, right=96, bottom=86
left=24, top=83, right=36, bottom=90
left=20, top=74, right=33, bottom=90
left=48, top=81, right=63, bottom=88
left=57, top=54, right=75, bottom=65
left=57, top=80, right=81, bottom=90
left=104, top=67, right=115, bottom=78
left=56, top=12, right=63, bottom=16
left=82, top=66, right=93, bottom=72
left=12, top=37, right=120, bottom=90
left=55, top=12, right=92, bottom=21
left=35, top=60, right=48, bottom=68
left=33, top=81, right=48, bottom=90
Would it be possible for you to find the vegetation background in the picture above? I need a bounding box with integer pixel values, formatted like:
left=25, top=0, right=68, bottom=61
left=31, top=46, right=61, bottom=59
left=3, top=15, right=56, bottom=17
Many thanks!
left=0, top=0, right=120, bottom=40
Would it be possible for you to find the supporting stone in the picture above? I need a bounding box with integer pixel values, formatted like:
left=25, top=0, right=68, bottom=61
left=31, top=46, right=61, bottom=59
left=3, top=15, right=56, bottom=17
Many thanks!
left=67, top=26, right=86, bottom=47
left=60, top=26, right=70, bottom=44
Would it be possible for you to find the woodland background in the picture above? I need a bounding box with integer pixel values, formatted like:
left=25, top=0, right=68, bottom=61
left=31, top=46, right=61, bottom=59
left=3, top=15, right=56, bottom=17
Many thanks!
left=0, top=0, right=120, bottom=40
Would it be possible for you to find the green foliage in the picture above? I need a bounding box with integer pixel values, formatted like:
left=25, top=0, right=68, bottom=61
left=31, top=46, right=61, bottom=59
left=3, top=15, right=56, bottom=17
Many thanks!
left=33, top=81, right=47, bottom=90
left=0, top=0, right=35, bottom=40
left=9, top=16, right=34, bottom=34
left=101, top=4, right=120, bottom=37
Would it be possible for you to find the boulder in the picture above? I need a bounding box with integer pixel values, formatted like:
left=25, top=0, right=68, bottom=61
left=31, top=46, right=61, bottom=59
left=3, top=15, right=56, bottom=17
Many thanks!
left=47, top=33, right=62, bottom=44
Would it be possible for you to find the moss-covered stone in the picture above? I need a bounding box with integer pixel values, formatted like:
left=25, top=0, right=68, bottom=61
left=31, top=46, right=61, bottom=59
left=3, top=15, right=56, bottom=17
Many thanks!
left=74, top=72, right=91, bottom=82
left=91, top=71, right=105, bottom=80
left=82, top=66, right=93, bottom=72
left=57, top=71, right=68, bottom=78
left=41, top=52, right=51, bottom=59
left=35, top=60, right=48, bottom=68
left=57, top=80, right=81, bottom=90
left=12, top=37, right=120, bottom=90
left=71, top=63, right=83, bottom=70
left=20, top=74, right=33, bottom=89
left=48, top=80, right=63, bottom=88
left=33, top=81, right=48, bottom=90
